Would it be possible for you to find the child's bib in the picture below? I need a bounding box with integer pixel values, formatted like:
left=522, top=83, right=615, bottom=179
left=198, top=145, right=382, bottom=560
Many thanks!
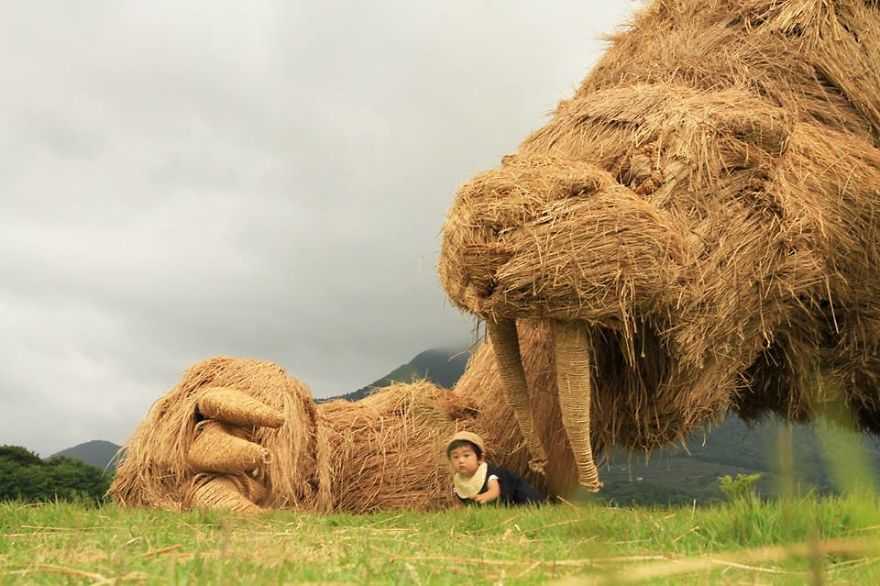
left=453, top=462, right=488, bottom=498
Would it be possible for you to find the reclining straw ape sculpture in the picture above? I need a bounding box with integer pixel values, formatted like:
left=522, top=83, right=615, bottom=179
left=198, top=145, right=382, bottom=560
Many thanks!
left=111, top=0, right=880, bottom=512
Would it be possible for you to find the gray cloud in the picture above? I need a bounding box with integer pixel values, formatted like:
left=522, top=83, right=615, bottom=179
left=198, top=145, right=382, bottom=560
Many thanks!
left=0, top=1, right=639, bottom=455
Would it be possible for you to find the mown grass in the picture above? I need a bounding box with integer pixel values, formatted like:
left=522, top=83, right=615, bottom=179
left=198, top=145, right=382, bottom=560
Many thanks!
left=2, top=493, right=880, bottom=585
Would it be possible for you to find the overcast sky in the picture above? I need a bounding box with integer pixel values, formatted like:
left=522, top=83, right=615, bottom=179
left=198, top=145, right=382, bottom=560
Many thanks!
left=1, top=1, right=640, bottom=456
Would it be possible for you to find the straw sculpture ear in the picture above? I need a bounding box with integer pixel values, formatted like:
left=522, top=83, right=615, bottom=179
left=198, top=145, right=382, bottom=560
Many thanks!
left=551, top=319, right=602, bottom=492
left=188, top=420, right=270, bottom=474
left=487, top=318, right=548, bottom=474
left=197, top=387, right=285, bottom=428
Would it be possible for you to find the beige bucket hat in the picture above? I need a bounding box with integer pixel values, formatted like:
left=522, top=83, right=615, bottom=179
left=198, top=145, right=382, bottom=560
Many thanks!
left=446, top=431, right=486, bottom=456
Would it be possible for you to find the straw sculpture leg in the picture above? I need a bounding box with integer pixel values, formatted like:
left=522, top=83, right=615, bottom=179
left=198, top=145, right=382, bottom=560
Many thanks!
left=113, top=0, right=880, bottom=511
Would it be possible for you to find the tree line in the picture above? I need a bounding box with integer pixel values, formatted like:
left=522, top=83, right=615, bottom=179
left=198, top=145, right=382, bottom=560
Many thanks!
left=0, top=445, right=111, bottom=503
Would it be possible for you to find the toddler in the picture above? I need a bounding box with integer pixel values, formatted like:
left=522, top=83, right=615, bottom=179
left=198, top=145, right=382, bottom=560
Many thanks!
left=447, top=431, right=545, bottom=506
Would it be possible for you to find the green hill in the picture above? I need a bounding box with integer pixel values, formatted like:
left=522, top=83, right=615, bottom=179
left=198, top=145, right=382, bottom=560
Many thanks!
left=329, top=347, right=471, bottom=402
left=51, top=440, right=121, bottom=472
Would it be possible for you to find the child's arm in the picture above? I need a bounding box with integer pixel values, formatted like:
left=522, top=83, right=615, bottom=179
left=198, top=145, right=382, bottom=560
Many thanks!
left=473, top=478, right=500, bottom=504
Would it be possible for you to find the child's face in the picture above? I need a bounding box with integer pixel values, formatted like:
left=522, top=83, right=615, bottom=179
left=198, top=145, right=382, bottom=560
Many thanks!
left=449, top=445, right=482, bottom=477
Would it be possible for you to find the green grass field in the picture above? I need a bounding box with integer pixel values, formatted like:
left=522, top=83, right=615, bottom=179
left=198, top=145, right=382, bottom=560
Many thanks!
left=2, top=494, right=880, bottom=585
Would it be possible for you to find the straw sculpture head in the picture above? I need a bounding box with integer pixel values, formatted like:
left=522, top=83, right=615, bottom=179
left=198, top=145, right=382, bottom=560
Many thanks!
left=112, top=0, right=880, bottom=512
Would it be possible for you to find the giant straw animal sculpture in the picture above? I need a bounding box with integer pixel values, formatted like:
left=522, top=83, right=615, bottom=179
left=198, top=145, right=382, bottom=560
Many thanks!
left=111, top=0, right=880, bottom=511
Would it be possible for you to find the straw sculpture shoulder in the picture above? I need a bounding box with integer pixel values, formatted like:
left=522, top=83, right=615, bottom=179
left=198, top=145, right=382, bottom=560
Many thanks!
left=111, top=0, right=880, bottom=511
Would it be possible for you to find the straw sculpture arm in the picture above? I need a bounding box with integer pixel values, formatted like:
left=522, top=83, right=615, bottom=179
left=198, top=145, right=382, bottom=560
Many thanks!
left=110, top=331, right=580, bottom=512
left=113, top=0, right=880, bottom=511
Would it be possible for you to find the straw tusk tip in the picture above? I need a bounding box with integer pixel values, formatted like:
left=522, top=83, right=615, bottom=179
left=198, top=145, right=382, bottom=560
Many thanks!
left=581, top=480, right=603, bottom=493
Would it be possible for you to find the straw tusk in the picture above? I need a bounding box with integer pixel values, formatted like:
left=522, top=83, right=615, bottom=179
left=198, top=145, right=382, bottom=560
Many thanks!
left=487, top=318, right=548, bottom=474
left=188, top=421, right=270, bottom=474
left=551, top=319, right=602, bottom=492
left=197, top=387, right=285, bottom=428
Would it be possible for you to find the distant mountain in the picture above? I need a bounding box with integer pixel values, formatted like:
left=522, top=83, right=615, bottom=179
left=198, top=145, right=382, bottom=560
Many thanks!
left=50, top=440, right=121, bottom=471
left=599, top=415, right=880, bottom=505
left=327, top=347, right=471, bottom=402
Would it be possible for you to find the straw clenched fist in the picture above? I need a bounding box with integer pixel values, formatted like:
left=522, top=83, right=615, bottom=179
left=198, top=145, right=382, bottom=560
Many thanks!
left=185, top=387, right=284, bottom=512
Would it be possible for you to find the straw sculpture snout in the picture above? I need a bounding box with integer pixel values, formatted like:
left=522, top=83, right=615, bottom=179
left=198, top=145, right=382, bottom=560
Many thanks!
left=439, top=154, right=691, bottom=322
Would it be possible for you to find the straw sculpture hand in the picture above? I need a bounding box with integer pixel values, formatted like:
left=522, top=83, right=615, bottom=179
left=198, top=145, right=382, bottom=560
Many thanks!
left=110, top=357, right=337, bottom=512
left=185, top=388, right=283, bottom=512
left=112, top=0, right=880, bottom=512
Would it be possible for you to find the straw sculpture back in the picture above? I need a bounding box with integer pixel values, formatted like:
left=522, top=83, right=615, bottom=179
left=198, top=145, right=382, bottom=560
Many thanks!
left=111, top=0, right=880, bottom=512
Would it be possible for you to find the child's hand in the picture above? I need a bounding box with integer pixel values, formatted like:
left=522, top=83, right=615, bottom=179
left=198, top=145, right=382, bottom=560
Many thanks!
left=472, top=478, right=501, bottom=504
